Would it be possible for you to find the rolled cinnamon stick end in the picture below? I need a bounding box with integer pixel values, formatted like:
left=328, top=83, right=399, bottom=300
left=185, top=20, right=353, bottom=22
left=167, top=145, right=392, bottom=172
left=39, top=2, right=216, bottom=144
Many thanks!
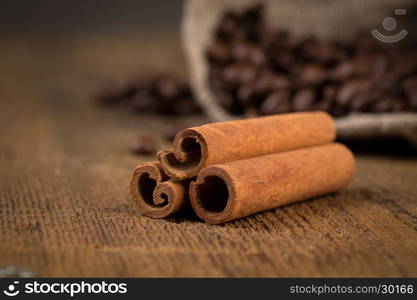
left=189, top=143, right=355, bottom=224
left=129, top=161, right=189, bottom=218
left=158, top=112, right=336, bottom=181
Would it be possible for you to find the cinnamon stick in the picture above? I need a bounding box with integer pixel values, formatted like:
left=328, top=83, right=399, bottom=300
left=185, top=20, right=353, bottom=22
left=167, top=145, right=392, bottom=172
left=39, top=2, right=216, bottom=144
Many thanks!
left=189, top=143, right=355, bottom=224
left=129, top=161, right=189, bottom=218
left=158, top=112, right=336, bottom=181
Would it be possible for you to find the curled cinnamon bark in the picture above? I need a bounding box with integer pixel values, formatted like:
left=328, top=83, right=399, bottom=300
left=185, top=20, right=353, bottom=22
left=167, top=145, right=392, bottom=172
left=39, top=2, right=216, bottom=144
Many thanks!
left=189, top=143, right=355, bottom=224
left=158, top=112, right=336, bottom=181
left=129, top=161, right=189, bottom=218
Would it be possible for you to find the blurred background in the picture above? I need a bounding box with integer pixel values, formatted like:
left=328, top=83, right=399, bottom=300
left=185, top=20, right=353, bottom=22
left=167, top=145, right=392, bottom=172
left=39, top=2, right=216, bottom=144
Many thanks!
left=0, top=0, right=182, bottom=33
left=0, top=0, right=187, bottom=107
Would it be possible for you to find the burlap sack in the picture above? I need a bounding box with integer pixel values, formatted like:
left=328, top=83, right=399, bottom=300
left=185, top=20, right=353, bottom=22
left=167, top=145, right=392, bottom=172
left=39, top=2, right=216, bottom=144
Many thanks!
left=181, top=0, right=417, bottom=147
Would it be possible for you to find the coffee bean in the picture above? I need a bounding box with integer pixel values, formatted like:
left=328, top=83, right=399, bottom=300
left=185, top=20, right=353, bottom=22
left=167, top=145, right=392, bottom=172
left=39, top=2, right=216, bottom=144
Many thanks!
left=244, top=106, right=258, bottom=117
left=206, top=41, right=231, bottom=64
left=259, top=90, right=290, bottom=115
left=131, top=135, right=158, bottom=155
left=330, top=105, right=348, bottom=117
left=297, top=64, right=327, bottom=86
left=322, top=84, right=338, bottom=100
left=336, top=79, right=372, bottom=107
left=222, top=63, right=257, bottom=85
left=94, top=82, right=138, bottom=106
left=93, top=86, right=124, bottom=106
left=392, top=53, right=417, bottom=78
left=350, top=94, right=372, bottom=112
left=272, top=50, right=295, bottom=71
left=237, top=84, right=256, bottom=105
left=376, top=72, right=398, bottom=93
left=130, top=90, right=154, bottom=113
left=353, top=54, right=374, bottom=77
left=370, top=55, right=388, bottom=79
left=177, top=97, right=201, bottom=115
left=302, top=41, right=346, bottom=64
left=315, top=97, right=333, bottom=112
left=214, top=90, right=236, bottom=112
left=292, top=88, right=316, bottom=111
left=254, top=71, right=290, bottom=93
left=153, top=75, right=181, bottom=100
left=231, top=41, right=265, bottom=66
left=329, top=61, right=356, bottom=81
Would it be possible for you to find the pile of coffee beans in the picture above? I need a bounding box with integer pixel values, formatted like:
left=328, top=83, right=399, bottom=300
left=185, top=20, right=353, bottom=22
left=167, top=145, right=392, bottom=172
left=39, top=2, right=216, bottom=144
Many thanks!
left=94, top=74, right=201, bottom=115
left=206, top=4, right=417, bottom=117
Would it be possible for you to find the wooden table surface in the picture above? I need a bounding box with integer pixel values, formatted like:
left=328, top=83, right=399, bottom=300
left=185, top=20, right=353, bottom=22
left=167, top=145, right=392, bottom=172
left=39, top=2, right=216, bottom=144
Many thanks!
left=1, top=33, right=417, bottom=277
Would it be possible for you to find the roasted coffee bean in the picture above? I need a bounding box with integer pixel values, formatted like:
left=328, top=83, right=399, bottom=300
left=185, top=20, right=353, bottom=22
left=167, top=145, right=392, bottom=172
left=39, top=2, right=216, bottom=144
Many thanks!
left=237, top=84, right=256, bottom=105
left=131, top=135, right=158, bottom=155
left=292, top=88, right=316, bottom=111
left=265, top=30, right=297, bottom=51
left=254, top=71, right=290, bottom=93
left=94, top=86, right=124, bottom=106
left=350, top=94, right=373, bottom=112
left=330, top=105, right=348, bottom=117
left=353, top=54, right=375, bottom=77
left=259, top=90, right=290, bottom=115
left=336, top=79, right=372, bottom=107
left=301, top=41, right=347, bottom=64
left=130, top=90, right=154, bottom=113
left=176, top=98, right=201, bottom=115
left=392, top=53, right=417, bottom=78
left=376, top=73, right=399, bottom=93
left=329, top=61, right=356, bottom=81
left=153, top=75, right=181, bottom=100
left=370, top=55, right=388, bottom=79
left=231, top=41, right=266, bottom=66
left=244, top=106, right=258, bottom=118
left=322, top=84, right=338, bottom=100
left=94, top=82, right=137, bottom=106
left=222, top=63, right=257, bottom=85
left=315, top=97, right=333, bottom=112
left=206, top=41, right=231, bottom=64
left=272, top=50, right=295, bottom=71
left=297, top=64, right=327, bottom=86
left=214, top=90, right=236, bottom=112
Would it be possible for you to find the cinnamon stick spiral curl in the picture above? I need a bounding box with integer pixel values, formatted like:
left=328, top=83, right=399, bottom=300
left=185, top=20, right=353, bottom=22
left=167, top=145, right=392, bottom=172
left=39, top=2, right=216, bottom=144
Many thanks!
left=129, top=161, right=188, bottom=218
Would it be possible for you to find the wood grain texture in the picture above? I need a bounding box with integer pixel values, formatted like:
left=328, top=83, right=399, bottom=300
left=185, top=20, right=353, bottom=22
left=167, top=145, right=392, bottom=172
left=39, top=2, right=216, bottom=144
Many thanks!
left=0, top=33, right=416, bottom=277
